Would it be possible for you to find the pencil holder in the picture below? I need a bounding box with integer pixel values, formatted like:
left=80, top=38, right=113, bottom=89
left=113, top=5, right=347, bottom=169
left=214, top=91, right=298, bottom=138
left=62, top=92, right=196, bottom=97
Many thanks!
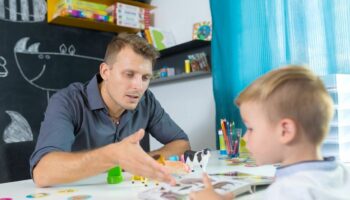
left=237, top=129, right=250, bottom=158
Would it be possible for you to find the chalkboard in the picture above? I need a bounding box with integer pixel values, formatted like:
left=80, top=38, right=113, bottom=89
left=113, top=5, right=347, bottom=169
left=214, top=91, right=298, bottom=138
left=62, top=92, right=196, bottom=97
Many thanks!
left=0, top=0, right=114, bottom=183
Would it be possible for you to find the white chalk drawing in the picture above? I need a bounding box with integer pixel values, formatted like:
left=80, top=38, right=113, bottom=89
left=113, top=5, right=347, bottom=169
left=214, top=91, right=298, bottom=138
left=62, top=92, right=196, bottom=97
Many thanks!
left=14, top=37, right=103, bottom=101
left=3, top=110, right=33, bottom=143
left=0, top=0, right=46, bottom=23
left=0, top=56, right=8, bottom=77
left=59, top=44, right=77, bottom=55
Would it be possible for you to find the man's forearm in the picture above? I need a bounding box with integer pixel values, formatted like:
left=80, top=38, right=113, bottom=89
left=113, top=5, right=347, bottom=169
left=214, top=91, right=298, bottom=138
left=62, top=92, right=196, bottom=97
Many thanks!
left=149, top=140, right=191, bottom=159
left=33, top=130, right=176, bottom=188
left=33, top=144, right=117, bottom=187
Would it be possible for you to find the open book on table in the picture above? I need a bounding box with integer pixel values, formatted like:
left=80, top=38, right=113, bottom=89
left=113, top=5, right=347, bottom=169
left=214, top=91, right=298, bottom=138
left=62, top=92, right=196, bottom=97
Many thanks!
left=138, top=172, right=273, bottom=200
left=209, top=171, right=274, bottom=192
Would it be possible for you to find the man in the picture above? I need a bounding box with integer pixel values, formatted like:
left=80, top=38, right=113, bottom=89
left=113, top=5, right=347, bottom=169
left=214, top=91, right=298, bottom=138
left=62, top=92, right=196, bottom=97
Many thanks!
left=30, top=33, right=191, bottom=187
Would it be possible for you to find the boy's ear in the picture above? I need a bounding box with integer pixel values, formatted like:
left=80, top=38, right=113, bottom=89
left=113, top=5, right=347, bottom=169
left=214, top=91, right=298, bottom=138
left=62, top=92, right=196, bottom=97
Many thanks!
left=278, top=118, right=297, bottom=144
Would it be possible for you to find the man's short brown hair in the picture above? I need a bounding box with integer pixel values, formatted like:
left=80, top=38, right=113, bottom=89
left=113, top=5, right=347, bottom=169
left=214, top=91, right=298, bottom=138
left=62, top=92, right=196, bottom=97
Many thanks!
left=235, top=66, right=334, bottom=145
left=104, top=32, right=159, bottom=66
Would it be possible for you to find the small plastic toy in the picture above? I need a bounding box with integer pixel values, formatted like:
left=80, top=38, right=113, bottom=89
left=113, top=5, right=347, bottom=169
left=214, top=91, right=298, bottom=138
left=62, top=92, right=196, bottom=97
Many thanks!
left=168, top=155, right=179, bottom=161
left=184, top=148, right=211, bottom=172
left=153, top=154, right=166, bottom=165
left=107, top=166, right=123, bottom=184
left=131, top=175, right=149, bottom=186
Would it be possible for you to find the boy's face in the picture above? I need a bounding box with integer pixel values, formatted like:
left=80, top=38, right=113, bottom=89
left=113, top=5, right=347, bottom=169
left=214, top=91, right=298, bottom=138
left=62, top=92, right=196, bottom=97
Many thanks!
left=240, top=101, right=283, bottom=165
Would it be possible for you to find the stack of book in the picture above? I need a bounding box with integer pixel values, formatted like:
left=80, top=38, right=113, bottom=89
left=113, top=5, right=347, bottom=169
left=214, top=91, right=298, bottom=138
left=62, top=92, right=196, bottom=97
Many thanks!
left=54, top=0, right=114, bottom=23
left=106, top=2, right=151, bottom=29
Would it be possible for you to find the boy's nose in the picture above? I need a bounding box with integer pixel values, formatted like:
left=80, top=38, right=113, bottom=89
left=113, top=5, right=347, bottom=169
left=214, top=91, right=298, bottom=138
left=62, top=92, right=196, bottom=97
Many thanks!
left=243, top=132, right=248, bottom=142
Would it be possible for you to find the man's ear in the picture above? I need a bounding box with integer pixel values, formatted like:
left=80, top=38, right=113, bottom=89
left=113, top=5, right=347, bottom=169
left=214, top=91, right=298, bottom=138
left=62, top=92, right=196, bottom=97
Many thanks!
left=99, top=62, right=110, bottom=80
left=278, top=118, right=297, bottom=144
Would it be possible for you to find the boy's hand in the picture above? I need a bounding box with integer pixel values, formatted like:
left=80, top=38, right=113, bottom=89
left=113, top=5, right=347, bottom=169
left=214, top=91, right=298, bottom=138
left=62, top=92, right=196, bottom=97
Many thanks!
left=189, top=173, right=234, bottom=200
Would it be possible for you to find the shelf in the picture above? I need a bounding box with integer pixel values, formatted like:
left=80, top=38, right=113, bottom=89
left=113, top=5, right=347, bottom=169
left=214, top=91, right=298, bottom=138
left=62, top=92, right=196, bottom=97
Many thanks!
left=160, top=40, right=211, bottom=57
left=150, top=71, right=211, bottom=86
left=47, top=0, right=156, bottom=33
left=150, top=40, right=211, bottom=85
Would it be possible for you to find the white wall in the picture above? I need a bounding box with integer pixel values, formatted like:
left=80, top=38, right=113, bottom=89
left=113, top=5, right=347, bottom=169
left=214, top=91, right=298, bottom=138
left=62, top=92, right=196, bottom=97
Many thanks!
left=149, top=0, right=216, bottom=151
left=151, top=0, right=212, bottom=44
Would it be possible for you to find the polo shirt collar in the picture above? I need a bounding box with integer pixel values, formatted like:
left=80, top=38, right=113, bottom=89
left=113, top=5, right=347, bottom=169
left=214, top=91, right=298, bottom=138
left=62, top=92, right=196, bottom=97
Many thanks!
left=275, top=156, right=337, bottom=178
left=87, top=74, right=105, bottom=110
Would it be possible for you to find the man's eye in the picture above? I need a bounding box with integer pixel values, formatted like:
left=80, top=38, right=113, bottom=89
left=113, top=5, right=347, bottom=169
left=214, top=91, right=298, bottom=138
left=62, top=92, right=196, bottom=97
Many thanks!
left=126, top=73, right=133, bottom=77
left=142, top=76, right=150, bottom=81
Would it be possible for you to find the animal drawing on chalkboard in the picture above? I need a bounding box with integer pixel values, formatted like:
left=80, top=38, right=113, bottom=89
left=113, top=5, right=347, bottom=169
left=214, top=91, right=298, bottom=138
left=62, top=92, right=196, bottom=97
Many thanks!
left=3, top=110, right=33, bottom=143
left=0, top=0, right=46, bottom=23
left=0, top=56, right=8, bottom=77
left=14, top=37, right=103, bottom=102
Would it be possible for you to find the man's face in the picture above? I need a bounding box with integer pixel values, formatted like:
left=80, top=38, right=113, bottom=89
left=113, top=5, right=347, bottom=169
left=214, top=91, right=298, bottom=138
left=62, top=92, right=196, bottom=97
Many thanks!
left=100, top=46, right=153, bottom=111
left=240, top=101, right=283, bottom=165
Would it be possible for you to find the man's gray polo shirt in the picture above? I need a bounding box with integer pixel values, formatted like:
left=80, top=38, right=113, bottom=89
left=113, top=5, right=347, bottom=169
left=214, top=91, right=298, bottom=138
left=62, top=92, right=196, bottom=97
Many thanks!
left=30, top=74, right=188, bottom=174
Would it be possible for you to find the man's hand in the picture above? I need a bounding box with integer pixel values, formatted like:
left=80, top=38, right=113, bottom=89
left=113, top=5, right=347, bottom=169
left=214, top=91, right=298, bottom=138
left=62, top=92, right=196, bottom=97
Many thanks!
left=110, top=129, right=176, bottom=185
left=189, top=173, right=234, bottom=200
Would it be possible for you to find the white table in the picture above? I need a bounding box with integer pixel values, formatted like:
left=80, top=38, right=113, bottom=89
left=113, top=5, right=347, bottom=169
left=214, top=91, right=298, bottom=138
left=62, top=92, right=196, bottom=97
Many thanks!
left=0, top=152, right=275, bottom=200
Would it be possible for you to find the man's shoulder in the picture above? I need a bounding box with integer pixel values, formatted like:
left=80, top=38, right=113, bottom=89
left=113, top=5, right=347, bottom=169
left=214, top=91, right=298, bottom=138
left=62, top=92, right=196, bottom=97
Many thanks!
left=51, top=82, right=87, bottom=103
left=140, top=90, right=157, bottom=105
left=143, top=89, right=156, bottom=99
left=136, top=90, right=159, bottom=112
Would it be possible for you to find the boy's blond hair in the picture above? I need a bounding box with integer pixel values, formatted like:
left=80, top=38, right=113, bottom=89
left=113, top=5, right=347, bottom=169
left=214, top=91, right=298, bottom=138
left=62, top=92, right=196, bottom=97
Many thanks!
left=235, top=66, right=334, bottom=145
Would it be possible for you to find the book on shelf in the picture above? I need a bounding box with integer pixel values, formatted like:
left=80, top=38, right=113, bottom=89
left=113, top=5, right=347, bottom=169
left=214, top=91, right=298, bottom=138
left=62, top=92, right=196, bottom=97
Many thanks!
left=138, top=172, right=274, bottom=199
left=144, top=29, right=154, bottom=45
left=148, top=26, right=176, bottom=50
left=106, top=2, right=151, bottom=29
left=187, top=52, right=210, bottom=72
left=53, top=0, right=114, bottom=23
left=138, top=29, right=153, bottom=45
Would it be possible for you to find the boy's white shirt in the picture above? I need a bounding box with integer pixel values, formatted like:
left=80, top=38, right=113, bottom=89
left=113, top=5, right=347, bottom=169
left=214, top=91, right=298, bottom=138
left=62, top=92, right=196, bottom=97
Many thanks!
left=264, top=157, right=350, bottom=200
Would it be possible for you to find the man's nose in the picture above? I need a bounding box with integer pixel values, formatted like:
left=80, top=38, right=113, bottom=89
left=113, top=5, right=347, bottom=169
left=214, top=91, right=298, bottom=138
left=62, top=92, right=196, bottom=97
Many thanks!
left=132, top=76, right=143, bottom=90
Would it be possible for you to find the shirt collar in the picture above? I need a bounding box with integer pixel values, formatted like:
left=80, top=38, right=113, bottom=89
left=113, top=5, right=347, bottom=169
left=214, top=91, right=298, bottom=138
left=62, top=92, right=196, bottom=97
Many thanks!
left=86, top=74, right=145, bottom=113
left=275, top=156, right=337, bottom=178
left=86, top=74, right=105, bottom=110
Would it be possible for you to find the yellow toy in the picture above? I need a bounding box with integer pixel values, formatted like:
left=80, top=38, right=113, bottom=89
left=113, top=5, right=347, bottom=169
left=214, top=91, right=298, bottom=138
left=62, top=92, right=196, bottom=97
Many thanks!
left=131, top=175, right=148, bottom=186
left=130, top=154, right=165, bottom=186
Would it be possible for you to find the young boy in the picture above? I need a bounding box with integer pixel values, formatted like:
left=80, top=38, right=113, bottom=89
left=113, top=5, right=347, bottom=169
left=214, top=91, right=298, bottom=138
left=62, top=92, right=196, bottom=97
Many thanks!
left=190, top=66, right=350, bottom=200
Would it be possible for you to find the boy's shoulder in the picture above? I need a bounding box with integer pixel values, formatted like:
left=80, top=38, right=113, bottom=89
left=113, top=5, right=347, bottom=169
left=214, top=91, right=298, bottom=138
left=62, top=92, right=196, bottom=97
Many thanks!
left=265, top=161, right=350, bottom=200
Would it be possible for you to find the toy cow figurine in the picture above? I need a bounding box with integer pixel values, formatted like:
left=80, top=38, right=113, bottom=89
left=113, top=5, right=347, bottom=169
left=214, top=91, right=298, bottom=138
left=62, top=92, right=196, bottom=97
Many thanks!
left=184, top=148, right=211, bottom=172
